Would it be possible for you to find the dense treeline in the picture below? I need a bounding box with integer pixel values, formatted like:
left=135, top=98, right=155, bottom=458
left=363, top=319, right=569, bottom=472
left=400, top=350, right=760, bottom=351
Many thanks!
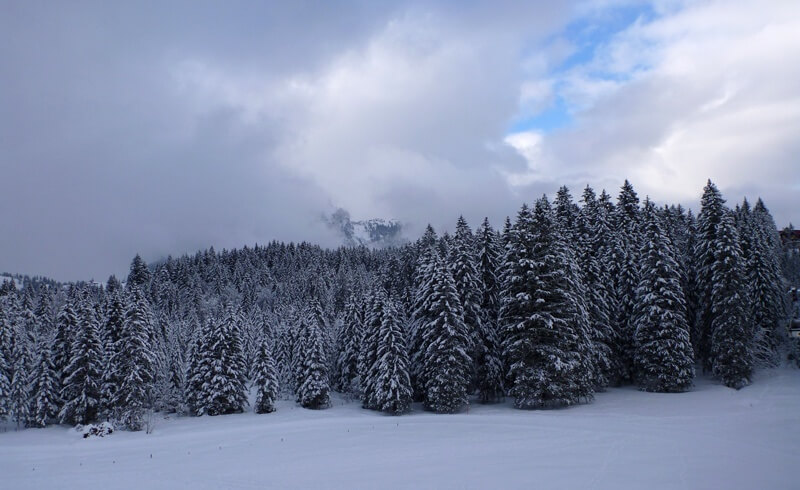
left=0, top=179, right=794, bottom=430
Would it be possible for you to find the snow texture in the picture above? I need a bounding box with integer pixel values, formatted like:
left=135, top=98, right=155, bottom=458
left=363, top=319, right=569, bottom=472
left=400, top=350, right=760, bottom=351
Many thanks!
left=1, top=368, right=798, bottom=489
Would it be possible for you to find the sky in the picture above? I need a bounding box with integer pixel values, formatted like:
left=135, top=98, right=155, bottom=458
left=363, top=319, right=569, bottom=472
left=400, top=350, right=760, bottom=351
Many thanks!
left=1, top=0, right=798, bottom=281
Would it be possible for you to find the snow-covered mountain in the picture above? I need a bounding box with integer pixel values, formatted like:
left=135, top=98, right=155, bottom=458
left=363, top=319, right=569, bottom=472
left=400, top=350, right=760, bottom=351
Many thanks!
left=325, top=208, right=406, bottom=247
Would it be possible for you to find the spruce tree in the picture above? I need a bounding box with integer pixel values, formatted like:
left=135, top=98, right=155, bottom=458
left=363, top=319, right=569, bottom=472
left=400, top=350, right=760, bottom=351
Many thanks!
left=578, top=185, right=619, bottom=388
left=710, top=211, right=752, bottom=389
left=127, top=254, right=151, bottom=291
left=693, top=180, right=727, bottom=370
left=409, top=229, right=439, bottom=400
left=114, top=288, right=156, bottom=430
left=253, top=337, right=279, bottom=414
left=372, top=296, right=412, bottom=415
left=609, top=180, right=642, bottom=383
left=59, top=296, right=103, bottom=425
left=500, top=198, right=594, bottom=409
left=749, top=199, right=788, bottom=365
left=8, top=330, right=31, bottom=428
left=296, top=309, right=330, bottom=409
left=449, top=216, right=482, bottom=387
left=29, top=338, right=59, bottom=427
left=475, top=218, right=504, bottom=403
left=204, top=308, right=249, bottom=415
left=554, top=185, right=580, bottom=241
left=0, top=307, right=11, bottom=421
left=632, top=201, right=695, bottom=392
left=359, top=291, right=383, bottom=410
left=100, top=291, right=126, bottom=418
left=420, top=253, right=471, bottom=413
left=53, top=300, right=79, bottom=406
left=335, top=294, right=363, bottom=394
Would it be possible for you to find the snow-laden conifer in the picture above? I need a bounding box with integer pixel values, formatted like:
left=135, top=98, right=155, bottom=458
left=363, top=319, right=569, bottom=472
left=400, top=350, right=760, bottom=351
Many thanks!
left=420, top=252, right=471, bottom=413
left=475, top=218, right=504, bottom=403
left=113, top=288, right=157, bottom=430
left=29, top=337, right=59, bottom=427
left=59, top=295, right=103, bottom=425
left=296, top=309, right=330, bottom=410
left=372, top=296, right=412, bottom=414
left=253, top=337, right=279, bottom=414
left=710, top=211, right=752, bottom=389
left=632, top=201, right=695, bottom=392
left=500, top=197, right=594, bottom=409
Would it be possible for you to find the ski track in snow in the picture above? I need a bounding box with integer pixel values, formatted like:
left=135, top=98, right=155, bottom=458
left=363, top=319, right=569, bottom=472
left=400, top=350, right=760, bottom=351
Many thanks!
left=1, top=369, right=799, bottom=489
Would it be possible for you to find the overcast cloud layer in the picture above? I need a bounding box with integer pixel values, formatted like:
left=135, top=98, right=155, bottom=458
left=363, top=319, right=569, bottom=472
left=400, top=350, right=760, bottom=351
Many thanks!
left=1, top=0, right=798, bottom=281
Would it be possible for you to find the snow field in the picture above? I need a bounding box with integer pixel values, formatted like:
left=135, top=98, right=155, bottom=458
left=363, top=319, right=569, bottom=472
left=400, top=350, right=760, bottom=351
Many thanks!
left=1, top=368, right=798, bottom=490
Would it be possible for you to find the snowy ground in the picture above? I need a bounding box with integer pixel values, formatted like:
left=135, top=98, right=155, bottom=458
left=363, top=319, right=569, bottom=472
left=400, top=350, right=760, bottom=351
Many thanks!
left=2, top=369, right=799, bottom=490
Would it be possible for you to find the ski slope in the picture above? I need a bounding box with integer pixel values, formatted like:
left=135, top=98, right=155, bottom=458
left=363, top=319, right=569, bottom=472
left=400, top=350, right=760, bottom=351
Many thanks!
left=2, top=368, right=798, bottom=489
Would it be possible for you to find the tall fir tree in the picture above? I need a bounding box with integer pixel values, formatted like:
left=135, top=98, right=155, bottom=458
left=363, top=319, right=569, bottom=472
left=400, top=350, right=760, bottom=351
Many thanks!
left=749, top=199, right=789, bottom=365
left=710, top=211, right=753, bottom=389
left=0, top=306, right=12, bottom=421
left=409, top=228, right=439, bottom=400
left=500, top=198, right=594, bottom=409
left=372, top=296, right=412, bottom=414
left=334, top=294, right=363, bottom=394
left=113, top=288, right=156, bottom=430
left=127, top=254, right=151, bottom=291
left=8, top=328, right=31, bottom=427
left=693, top=180, right=727, bottom=370
left=578, top=185, right=619, bottom=388
left=554, top=185, right=580, bottom=242
left=475, top=218, right=505, bottom=403
left=360, top=290, right=384, bottom=410
left=296, top=308, right=331, bottom=409
left=253, top=337, right=279, bottom=414
left=420, top=253, right=471, bottom=413
left=29, top=337, right=60, bottom=427
left=100, top=291, right=126, bottom=418
left=632, top=201, right=695, bottom=392
left=609, top=180, right=642, bottom=383
left=59, top=295, right=103, bottom=425
left=449, top=216, right=482, bottom=388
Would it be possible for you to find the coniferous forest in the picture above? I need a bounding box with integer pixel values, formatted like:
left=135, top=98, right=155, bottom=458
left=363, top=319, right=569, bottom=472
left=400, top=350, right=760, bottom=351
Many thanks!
left=0, top=179, right=796, bottom=431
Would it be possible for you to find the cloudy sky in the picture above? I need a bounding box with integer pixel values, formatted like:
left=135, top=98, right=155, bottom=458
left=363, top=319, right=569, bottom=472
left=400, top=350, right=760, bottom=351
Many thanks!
left=1, top=0, right=798, bottom=281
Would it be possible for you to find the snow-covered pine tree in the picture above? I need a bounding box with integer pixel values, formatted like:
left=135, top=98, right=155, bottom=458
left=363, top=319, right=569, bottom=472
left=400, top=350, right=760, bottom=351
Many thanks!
left=475, top=218, right=504, bottom=403
left=693, top=180, right=727, bottom=370
left=359, top=290, right=383, bottom=409
left=710, top=211, right=753, bottom=389
left=203, top=308, right=249, bottom=415
left=127, top=254, right=151, bottom=291
left=555, top=185, right=580, bottom=242
left=100, top=290, right=126, bottom=418
left=500, top=197, right=594, bottom=409
left=52, top=299, right=80, bottom=407
left=609, top=180, right=642, bottom=383
left=253, top=336, right=279, bottom=414
left=335, top=294, right=364, bottom=394
left=372, top=296, right=412, bottom=415
left=29, top=337, right=59, bottom=427
left=420, top=253, right=471, bottom=414
left=0, top=306, right=11, bottom=421
left=113, top=288, right=156, bottom=430
left=296, top=308, right=330, bottom=409
left=749, top=199, right=789, bottom=365
left=449, top=216, right=482, bottom=388
left=409, top=226, right=439, bottom=400
left=185, top=319, right=209, bottom=416
left=578, top=185, right=619, bottom=389
left=632, top=200, right=695, bottom=392
left=59, top=294, right=103, bottom=425
left=8, top=327, right=31, bottom=428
